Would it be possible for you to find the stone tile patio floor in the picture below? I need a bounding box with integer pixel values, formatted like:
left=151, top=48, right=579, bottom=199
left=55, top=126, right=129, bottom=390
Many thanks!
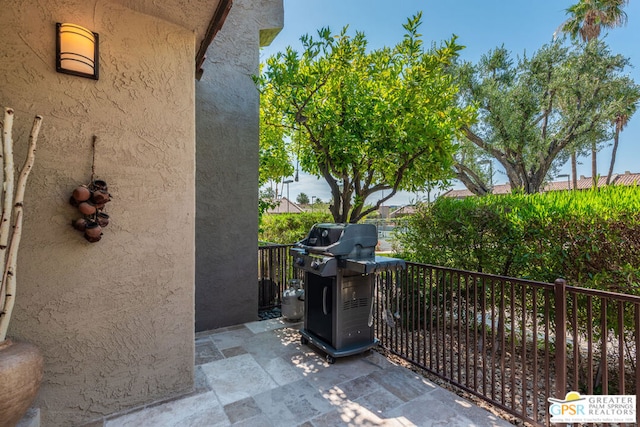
left=106, top=318, right=515, bottom=426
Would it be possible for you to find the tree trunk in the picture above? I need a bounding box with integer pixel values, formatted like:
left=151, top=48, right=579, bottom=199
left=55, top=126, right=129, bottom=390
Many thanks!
left=591, top=141, right=597, bottom=188
left=453, top=163, right=490, bottom=196
left=571, top=152, right=578, bottom=190
left=606, top=125, right=621, bottom=185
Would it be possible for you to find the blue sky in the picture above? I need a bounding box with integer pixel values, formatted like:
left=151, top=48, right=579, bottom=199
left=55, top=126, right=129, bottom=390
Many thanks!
left=260, top=0, right=640, bottom=205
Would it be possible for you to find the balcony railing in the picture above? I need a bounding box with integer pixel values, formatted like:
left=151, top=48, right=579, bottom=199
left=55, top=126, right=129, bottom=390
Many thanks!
left=258, top=243, right=300, bottom=310
left=258, top=244, right=640, bottom=426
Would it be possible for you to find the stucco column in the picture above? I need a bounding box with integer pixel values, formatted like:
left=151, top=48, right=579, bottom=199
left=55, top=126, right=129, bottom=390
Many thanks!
left=195, top=0, right=284, bottom=331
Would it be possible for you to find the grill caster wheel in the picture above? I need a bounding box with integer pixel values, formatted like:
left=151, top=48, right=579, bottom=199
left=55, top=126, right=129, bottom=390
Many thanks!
left=326, top=355, right=335, bottom=364
left=300, top=336, right=308, bottom=345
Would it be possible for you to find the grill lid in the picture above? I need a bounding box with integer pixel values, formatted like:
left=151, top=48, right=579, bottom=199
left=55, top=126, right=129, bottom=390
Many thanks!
left=295, top=223, right=377, bottom=258
left=290, top=247, right=406, bottom=276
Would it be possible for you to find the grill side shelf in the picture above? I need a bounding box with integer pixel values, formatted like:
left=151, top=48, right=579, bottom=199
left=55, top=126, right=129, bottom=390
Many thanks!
left=344, top=256, right=406, bottom=274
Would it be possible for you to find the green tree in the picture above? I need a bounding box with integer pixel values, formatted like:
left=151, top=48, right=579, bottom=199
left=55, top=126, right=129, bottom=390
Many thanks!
left=258, top=98, right=294, bottom=227
left=256, top=13, right=474, bottom=223
left=455, top=40, right=639, bottom=194
left=259, top=91, right=294, bottom=195
left=606, top=99, right=637, bottom=184
left=296, top=192, right=309, bottom=205
left=560, top=0, right=630, bottom=186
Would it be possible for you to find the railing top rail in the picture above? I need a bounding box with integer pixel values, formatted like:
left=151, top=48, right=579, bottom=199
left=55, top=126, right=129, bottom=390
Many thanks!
left=403, top=260, right=640, bottom=303
left=258, top=242, right=294, bottom=249
left=565, top=283, right=640, bottom=303
left=404, top=261, right=556, bottom=291
left=260, top=246, right=640, bottom=303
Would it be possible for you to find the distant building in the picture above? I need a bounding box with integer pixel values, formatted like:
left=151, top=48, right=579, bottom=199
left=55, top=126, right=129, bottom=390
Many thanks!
left=608, top=171, right=640, bottom=187
left=441, top=171, right=640, bottom=199
left=390, top=205, right=417, bottom=218
left=441, top=183, right=511, bottom=199
left=266, top=197, right=304, bottom=214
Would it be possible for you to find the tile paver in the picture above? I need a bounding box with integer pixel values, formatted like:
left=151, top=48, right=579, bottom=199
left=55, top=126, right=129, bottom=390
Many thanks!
left=106, top=319, right=515, bottom=427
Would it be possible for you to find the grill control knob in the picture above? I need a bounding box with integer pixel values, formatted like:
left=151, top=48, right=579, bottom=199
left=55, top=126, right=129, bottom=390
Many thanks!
left=295, top=257, right=305, bottom=267
left=310, top=261, right=320, bottom=270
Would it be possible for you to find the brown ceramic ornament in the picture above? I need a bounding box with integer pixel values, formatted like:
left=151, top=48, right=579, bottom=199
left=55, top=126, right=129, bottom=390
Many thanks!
left=72, top=185, right=91, bottom=202
left=78, top=201, right=97, bottom=216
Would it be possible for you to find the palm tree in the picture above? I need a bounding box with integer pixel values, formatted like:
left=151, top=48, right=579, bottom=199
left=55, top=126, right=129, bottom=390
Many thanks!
left=561, top=0, right=629, bottom=187
left=606, top=105, right=636, bottom=184
left=571, top=152, right=578, bottom=190
left=562, top=0, right=628, bottom=42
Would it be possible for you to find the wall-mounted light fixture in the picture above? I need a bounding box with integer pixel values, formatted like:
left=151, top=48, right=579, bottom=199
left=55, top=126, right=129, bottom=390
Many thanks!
left=56, top=23, right=99, bottom=80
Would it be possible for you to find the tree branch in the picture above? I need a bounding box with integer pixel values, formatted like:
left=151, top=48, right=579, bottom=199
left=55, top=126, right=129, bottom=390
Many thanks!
left=0, top=110, right=41, bottom=342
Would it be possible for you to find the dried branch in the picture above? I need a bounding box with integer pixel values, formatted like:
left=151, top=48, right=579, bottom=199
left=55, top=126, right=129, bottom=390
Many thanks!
left=0, top=109, right=15, bottom=257
left=0, top=109, right=42, bottom=342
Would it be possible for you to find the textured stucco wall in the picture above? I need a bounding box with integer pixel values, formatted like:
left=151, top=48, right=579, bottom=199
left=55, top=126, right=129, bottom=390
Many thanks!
left=195, top=0, right=283, bottom=331
left=0, top=1, right=196, bottom=425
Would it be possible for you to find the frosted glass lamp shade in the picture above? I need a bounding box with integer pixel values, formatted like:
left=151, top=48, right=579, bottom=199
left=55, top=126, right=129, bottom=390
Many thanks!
left=56, top=23, right=99, bottom=80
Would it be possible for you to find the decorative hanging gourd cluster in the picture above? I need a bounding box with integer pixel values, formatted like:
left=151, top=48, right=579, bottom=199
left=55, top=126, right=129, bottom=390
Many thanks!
left=69, top=135, right=112, bottom=243
left=70, top=180, right=111, bottom=242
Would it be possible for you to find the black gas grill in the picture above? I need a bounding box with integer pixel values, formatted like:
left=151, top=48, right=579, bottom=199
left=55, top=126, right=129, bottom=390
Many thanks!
left=291, top=223, right=405, bottom=363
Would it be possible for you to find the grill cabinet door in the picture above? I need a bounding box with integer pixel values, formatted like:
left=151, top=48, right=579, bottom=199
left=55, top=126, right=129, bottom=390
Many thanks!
left=304, top=273, right=334, bottom=345
left=335, top=274, right=374, bottom=349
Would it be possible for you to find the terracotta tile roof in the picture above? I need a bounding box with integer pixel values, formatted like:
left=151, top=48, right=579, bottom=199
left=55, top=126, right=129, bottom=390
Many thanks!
left=440, top=188, right=475, bottom=199
left=490, top=183, right=513, bottom=194
left=442, top=172, right=640, bottom=198
left=563, top=175, right=609, bottom=190
left=441, top=183, right=511, bottom=199
left=543, top=180, right=571, bottom=192
left=390, top=205, right=417, bottom=217
left=266, top=197, right=304, bottom=214
left=611, top=171, right=640, bottom=186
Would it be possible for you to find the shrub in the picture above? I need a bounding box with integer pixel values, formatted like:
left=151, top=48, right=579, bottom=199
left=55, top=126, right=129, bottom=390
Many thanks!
left=395, top=186, right=640, bottom=294
left=259, top=212, right=332, bottom=244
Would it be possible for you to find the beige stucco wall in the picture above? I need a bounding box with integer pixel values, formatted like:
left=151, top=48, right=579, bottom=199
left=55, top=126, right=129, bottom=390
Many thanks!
left=1, top=1, right=196, bottom=425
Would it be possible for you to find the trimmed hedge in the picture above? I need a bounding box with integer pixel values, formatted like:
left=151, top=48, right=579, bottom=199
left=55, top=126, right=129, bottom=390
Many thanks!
left=259, top=212, right=333, bottom=244
left=395, top=185, right=640, bottom=294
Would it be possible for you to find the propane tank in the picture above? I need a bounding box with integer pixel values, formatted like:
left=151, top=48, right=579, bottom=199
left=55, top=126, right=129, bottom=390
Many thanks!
left=282, top=279, right=304, bottom=321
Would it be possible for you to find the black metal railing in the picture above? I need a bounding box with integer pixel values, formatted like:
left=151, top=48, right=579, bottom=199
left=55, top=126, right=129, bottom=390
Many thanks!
left=258, top=243, right=299, bottom=310
left=375, top=265, right=640, bottom=426
left=257, top=245, right=640, bottom=426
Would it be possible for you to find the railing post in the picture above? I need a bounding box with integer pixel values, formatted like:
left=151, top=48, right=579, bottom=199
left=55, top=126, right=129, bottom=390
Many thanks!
left=554, top=278, right=567, bottom=401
